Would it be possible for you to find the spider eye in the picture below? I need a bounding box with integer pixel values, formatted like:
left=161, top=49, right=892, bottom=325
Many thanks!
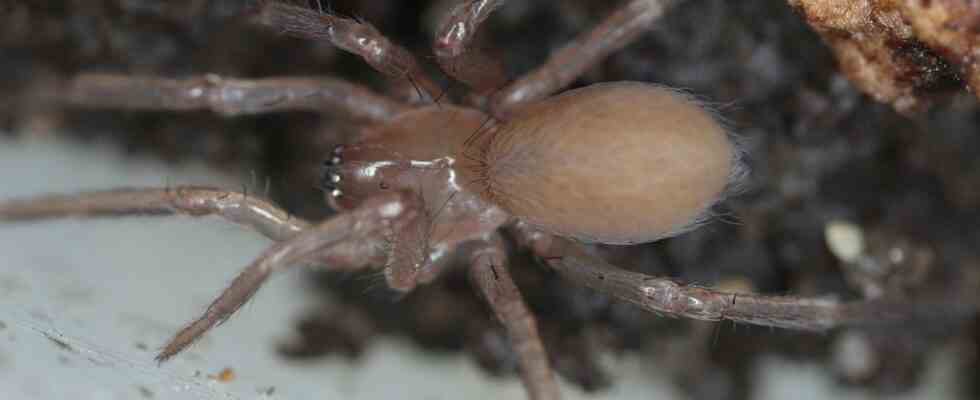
left=323, top=155, right=341, bottom=166
left=318, top=145, right=345, bottom=193
left=322, top=145, right=344, bottom=166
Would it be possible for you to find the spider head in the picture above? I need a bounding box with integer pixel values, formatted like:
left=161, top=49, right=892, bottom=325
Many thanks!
left=318, top=140, right=417, bottom=212
left=317, top=105, right=511, bottom=292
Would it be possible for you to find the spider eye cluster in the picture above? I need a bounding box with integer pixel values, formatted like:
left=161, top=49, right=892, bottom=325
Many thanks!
left=319, top=145, right=345, bottom=199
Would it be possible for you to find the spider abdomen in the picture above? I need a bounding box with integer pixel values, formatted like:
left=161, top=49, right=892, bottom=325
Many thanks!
left=460, top=82, right=740, bottom=245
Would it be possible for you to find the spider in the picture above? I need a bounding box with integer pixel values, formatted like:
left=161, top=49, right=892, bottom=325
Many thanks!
left=0, top=1, right=945, bottom=399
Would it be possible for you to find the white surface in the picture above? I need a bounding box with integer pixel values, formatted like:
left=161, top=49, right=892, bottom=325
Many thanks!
left=0, top=137, right=967, bottom=400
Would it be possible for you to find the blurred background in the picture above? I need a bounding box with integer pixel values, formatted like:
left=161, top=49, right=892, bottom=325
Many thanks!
left=1, top=1, right=978, bottom=399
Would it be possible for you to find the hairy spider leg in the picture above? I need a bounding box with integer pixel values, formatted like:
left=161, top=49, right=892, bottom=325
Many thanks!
left=0, top=188, right=422, bottom=361
left=513, top=222, right=980, bottom=332
left=251, top=1, right=442, bottom=102
left=433, top=0, right=509, bottom=95
left=65, top=74, right=411, bottom=123
left=491, top=0, right=683, bottom=115
left=468, top=234, right=560, bottom=400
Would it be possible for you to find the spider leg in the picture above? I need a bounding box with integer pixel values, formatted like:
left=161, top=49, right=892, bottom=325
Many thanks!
left=382, top=196, right=511, bottom=291
left=492, top=0, right=681, bottom=114
left=65, top=74, right=410, bottom=122
left=251, top=1, right=441, bottom=101
left=432, top=0, right=509, bottom=95
left=514, top=223, right=978, bottom=332
left=1, top=187, right=420, bottom=360
left=154, top=190, right=419, bottom=361
left=0, top=186, right=309, bottom=241
left=468, top=234, right=560, bottom=400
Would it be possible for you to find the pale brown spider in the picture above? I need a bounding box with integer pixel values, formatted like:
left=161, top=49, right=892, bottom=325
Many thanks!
left=0, top=1, right=946, bottom=399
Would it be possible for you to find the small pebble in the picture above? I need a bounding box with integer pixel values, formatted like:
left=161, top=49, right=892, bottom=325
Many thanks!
left=825, top=220, right=864, bottom=263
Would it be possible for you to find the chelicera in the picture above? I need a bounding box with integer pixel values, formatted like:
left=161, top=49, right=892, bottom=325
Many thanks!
left=0, top=1, right=938, bottom=399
